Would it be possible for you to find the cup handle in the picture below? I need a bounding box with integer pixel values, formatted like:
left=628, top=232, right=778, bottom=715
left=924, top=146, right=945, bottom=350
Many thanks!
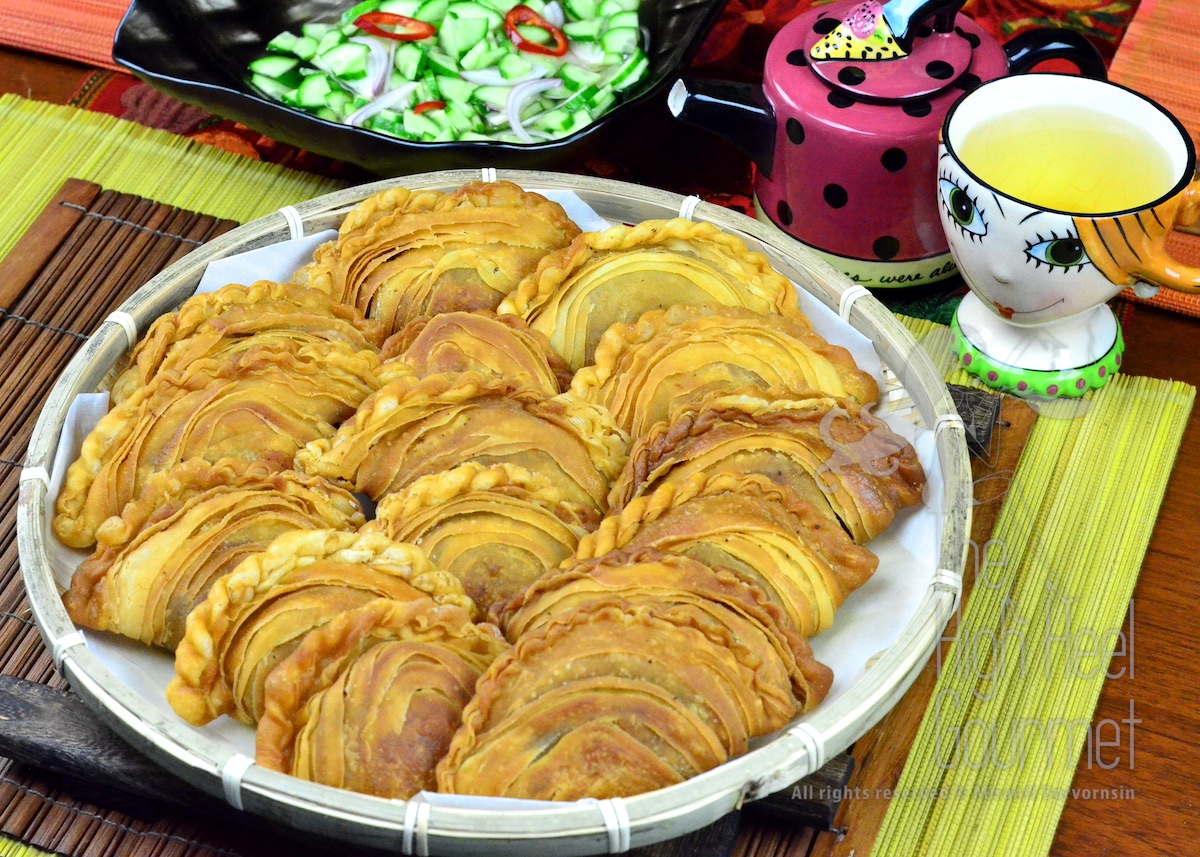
left=1003, top=29, right=1108, bottom=80
left=1076, top=180, right=1200, bottom=294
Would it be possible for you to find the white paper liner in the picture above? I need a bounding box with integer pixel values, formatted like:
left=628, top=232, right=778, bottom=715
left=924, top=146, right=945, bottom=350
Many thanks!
left=42, top=189, right=942, bottom=806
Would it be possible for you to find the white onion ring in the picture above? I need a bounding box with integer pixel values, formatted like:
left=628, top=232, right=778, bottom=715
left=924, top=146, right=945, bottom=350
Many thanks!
left=460, top=66, right=549, bottom=86
left=543, top=2, right=566, bottom=27
left=346, top=81, right=420, bottom=126
left=506, top=78, right=564, bottom=143
left=350, top=36, right=393, bottom=97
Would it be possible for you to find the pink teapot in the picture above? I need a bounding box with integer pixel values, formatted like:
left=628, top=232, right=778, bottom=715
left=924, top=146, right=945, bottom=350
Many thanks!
left=668, top=0, right=1106, bottom=289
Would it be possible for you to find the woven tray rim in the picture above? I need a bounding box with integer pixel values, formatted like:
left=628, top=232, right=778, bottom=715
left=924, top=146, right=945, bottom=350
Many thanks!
left=16, top=168, right=972, bottom=856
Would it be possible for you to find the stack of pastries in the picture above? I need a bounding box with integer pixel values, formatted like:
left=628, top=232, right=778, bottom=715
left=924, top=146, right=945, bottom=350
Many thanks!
left=52, top=180, right=926, bottom=803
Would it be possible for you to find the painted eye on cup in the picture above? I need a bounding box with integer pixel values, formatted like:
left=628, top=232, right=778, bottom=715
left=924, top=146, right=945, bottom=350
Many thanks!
left=1025, top=234, right=1092, bottom=272
left=938, top=178, right=987, bottom=238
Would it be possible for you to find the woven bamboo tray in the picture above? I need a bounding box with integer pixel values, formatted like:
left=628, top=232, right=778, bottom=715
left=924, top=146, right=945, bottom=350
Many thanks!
left=15, top=169, right=973, bottom=856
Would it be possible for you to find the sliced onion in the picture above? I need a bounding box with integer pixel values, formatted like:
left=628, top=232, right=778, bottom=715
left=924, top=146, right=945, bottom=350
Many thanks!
left=543, top=1, right=565, bottom=27
left=460, top=66, right=549, bottom=87
left=346, top=81, right=420, bottom=126
left=350, top=36, right=394, bottom=97
left=506, top=78, right=564, bottom=143
left=566, top=41, right=607, bottom=69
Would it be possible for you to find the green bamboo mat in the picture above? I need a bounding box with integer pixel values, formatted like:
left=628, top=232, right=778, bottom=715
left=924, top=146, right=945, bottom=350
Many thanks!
left=0, top=836, right=50, bottom=857
left=878, top=317, right=1195, bottom=857
left=0, top=96, right=344, bottom=263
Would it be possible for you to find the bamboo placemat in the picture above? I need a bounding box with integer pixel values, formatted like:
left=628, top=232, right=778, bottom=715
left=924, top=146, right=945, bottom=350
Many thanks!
left=0, top=0, right=128, bottom=71
left=1110, top=0, right=1200, bottom=318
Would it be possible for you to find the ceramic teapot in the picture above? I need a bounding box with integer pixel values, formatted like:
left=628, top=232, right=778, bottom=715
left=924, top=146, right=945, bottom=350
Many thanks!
left=668, top=0, right=1106, bottom=289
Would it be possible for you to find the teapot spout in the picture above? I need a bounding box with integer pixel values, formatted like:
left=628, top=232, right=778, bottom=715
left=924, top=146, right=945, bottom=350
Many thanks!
left=668, top=79, right=777, bottom=178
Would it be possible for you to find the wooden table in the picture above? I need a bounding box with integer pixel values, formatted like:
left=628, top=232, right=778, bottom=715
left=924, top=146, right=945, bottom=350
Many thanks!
left=1, top=44, right=1196, bottom=857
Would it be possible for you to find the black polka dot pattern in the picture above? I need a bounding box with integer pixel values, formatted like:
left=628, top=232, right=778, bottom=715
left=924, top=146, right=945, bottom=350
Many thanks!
left=813, top=17, right=839, bottom=34
left=903, top=100, right=932, bottom=117
left=873, top=236, right=901, bottom=260
left=926, top=60, right=954, bottom=80
left=787, top=49, right=808, bottom=67
left=955, top=27, right=981, bottom=48
left=777, top=200, right=794, bottom=226
left=828, top=91, right=856, bottom=109
left=838, top=67, right=866, bottom=86
left=955, top=73, right=983, bottom=92
left=786, top=118, right=805, bottom=144
left=881, top=148, right=907, bottom=172
left=824, top=184, right=848, bottom=208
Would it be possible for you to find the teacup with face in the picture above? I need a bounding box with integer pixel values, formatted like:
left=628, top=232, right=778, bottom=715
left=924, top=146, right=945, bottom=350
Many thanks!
left=938, top=73, right=1200, bottom=395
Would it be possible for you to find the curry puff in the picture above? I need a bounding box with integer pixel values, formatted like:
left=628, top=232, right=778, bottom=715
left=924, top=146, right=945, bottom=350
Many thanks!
left=498, top=219, right=807, bottom=371
left=379, top=311, right=571, bottom=395
left=437, top=597, right=799, bottom=800
left=495, top=551, right=833, bottom=711
left=62, top=459, right=364, bottom=651
left=365, top=462, right=596, bottom=615
left=576, top=472, right=879, bottom=637
left=610, top=389, right=926, bottom=542
left=571, top=303, right=879, bottom=437
left=110, top=281, right=387, bottom=405
left=294, top=181, right=580, bottom=333
left=297, top=369, right=627, bottom=513
left=257, top=598, right=508, bottom=799
left=167, top=529, right=472, bottom=726
left=53, top=340, right=380, bottom=549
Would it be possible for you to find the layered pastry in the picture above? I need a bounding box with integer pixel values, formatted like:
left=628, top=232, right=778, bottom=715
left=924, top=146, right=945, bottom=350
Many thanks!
left=167, top=529, right=472, bottom=726
left=294, top=181, right=580, bottom=333
left=498, top=219, right=808, bottom=371
left=257, top=597, right=507, bottom=799
left=63, top=458, right=364, bottom=650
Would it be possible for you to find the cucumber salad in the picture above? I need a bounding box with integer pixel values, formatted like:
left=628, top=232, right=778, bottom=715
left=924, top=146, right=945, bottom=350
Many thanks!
left=248, top=0, right=650, bottom=144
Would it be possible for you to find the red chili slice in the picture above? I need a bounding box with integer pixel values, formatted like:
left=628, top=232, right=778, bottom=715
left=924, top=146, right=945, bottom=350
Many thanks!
left=355, top=11, right=437, bottom=41
left=414, top=100, right=446, bottom=114
left=503, top=5, right=569, bottom=57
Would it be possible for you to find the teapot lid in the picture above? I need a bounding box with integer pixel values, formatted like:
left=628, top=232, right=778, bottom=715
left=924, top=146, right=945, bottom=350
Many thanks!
left=802, top=0, right=975, bottom=102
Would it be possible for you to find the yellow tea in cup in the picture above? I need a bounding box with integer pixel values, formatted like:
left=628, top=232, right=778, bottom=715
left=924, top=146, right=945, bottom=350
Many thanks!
left=957, top=106, right=1177, bottom=214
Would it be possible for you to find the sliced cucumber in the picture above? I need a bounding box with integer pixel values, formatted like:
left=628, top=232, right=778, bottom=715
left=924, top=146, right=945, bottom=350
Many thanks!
left=440, top=15, right=490, bottom=59
left=315, top=28, right=347, bottom=55
left=474, top=84, right=514, bottom=110
left=596, top=0, right=625, bottom=16
left=605, top=46, right=648, bottom=91
left=394, top=42, right=428, bottom=78
left=446, top=2, right=504, bottom=27
left=415, top=0, right=451, bottom=22
left=340, top=0, right=382, bottom=25
left=293, top=36, right=319, bottom=61
left=295, top=72, right=334, bottom=107
left=559, top=64, right=601, bottom=91
left=562, top=19, right=603, bottom=41
left=250, top=74, right=295, bottom=100
left=563, top=0, right=597, bottom=20
left=248, top=54, right=301, bottom=78
left=378, top=0, right=423, bottom=14
left=437, top=75, right=479, bottom=103
left=499, top=53, right=534, bottom=79
left=320, top=42, right=371, bottom=79
left=599, top=26, right=639, bottom=54
left=605, top=10, right=639, bottom=30
left=426, top=49, right=459, bottom=76
left=266, top=32, right=299, bottom=54
left=301, top=22, right=337, bottom=40
left=403, top=110, right=443, bottom=137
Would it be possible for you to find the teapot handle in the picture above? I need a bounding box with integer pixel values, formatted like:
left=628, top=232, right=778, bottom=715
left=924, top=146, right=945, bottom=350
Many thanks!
left=1003, top=29, right=1108, bottom=79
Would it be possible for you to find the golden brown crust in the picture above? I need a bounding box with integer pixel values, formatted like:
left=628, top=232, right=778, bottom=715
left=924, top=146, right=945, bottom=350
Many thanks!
left=295, top=181, right=579, bottom=333
left=53, top=340, right=380, bottom=549
left=256, top=596, right=506, bottom=792
left=111, top=281, right=386, bottom=405
left=379, top=311, right=571, bottom=394
left=497, top=219, right=807, bottom=370
left=437, top=597, right=798, bottom=798
left=296, top=371, right=627, bottom=511
left=570, top=303, right=878, bottom=436
left=166, top=529, right=471, bottom=726
left=495, top=549, right=832, bottom=712
left=63, top=459, right=363, bottom=650
left=365, top=462, right=595, bottom=613
left=609, top=388, right=925, bottom=542
left=576, top=471, right=879, bottom=637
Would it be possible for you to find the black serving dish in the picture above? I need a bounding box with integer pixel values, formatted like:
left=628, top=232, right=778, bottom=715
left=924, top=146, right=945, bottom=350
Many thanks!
left=112, top=0, right=726, bottom=176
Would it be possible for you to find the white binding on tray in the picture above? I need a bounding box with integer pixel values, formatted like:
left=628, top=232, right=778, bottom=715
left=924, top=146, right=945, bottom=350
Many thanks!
left=103, top=311, right=139, bottom=349
left=838, top=285, right=872, bottom=322
left=677, top=195, right=702, bottom=221
left=403, top=798, right=432, bottom=857
left=49, top=629, right=86, bottom=670
left=933, top=414, right=966, bottom=435
left=19, top=467, right=50, bottom=489
left=481, top=167, right=498, bottom=183
left=785, top=722, right=825, bottom=771
left=221, top=753, right=254, bottom=810
left=597, top=797, right=631, bottom=853
left=276, top=205, right=305, bottom=241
